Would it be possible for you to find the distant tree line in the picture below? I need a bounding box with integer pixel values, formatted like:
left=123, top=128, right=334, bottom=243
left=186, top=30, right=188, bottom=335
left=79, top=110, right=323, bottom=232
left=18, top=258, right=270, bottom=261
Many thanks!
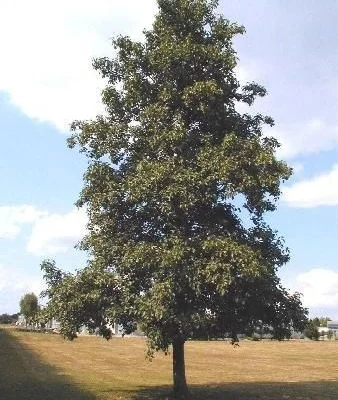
left=0, top=313, right=19, bottom=324
left=304, top=317, right=333, bottom=341
left=311, top=317, right=331, bottom=327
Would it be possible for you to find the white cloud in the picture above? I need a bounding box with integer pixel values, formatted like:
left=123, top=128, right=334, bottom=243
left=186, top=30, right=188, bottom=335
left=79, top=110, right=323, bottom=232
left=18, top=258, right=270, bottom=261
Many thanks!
left=283, top=164, right=338, bottom=207
left=235, top=65, right=251, bottom=84
left=294, top=268, right=338, bottom=314
left=290, top=162, right=304, bottom=174
left=0, top=264, right=44, bottom=313
left=0, top=264, right=43, bottom=293
left=270, top=119, right=338, bottom=159
left=27, top=208, right=88, bottom=256
left=0, top=205, right=46, bottom=239
left=0, top=204, right=88, bottom=255
left=0, top=0, right=157, bottom=131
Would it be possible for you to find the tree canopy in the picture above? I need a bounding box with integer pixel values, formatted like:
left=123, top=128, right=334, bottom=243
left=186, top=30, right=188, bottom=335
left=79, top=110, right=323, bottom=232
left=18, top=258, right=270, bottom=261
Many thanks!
left=304, top=320, right=320, bottom=341
left=0, top=313, right=19, bottom=324
left=20, top=293, right=39, bottom=324
left=312, top=316, right=331, bottom=327
left=41, top=0, right=308, bottom=397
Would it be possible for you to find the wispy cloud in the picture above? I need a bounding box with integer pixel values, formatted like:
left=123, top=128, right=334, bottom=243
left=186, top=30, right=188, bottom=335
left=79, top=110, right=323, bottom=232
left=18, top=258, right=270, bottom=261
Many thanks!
left=0, top=264, right=44, bottom=313
left=0, top=204, right=88, bottom=255
left=0, top=0, right=157, bottom=131
left=270, top=119, right=338, bottom=159
left=293, top=268, right=338, bottom=317
left=0, top=205, right=46, bottom=239
left=282, top=164, right=338, bottom=208
left=27, top=208, right=88, bottom=256
left=0, top=264, right=43, bottom=293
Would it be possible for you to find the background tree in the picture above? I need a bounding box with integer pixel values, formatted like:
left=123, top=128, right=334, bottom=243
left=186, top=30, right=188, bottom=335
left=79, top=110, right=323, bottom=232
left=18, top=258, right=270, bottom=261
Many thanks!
left=0, top=313, right=19, bottom=324
left=304, top=320, right=320, bottom=341
left=19, top=293, right=39, bottom=326
left=43, top=0, right=308, bottom=397
left=319, top=317, right=331, bottom=327
left=326, top=329, right=334, bottom=340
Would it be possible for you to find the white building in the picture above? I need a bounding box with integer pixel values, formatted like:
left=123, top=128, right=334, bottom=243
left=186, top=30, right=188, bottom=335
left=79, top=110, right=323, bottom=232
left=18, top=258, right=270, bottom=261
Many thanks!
left=317, top=321, right=338, bottom=339
left=327, top=321, right=338, bottom=332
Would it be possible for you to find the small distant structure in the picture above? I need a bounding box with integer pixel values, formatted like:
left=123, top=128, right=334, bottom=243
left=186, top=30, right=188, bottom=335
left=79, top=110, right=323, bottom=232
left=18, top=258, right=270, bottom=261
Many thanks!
left=16, top=314, right=40, bottom=330
left=327, top=321, right=338, bottom=331
left=112, top=322, right=144, bottom=337
left=15, top=314, right=144, bottom=337
left=16, top=314, right=26, bottom=326
left=317, top=320, right=338, bottom=339
left=45, top=318, right=61, bottom=331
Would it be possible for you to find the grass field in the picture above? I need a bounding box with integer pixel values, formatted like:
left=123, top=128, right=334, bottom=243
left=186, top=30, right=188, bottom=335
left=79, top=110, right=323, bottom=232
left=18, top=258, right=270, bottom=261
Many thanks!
left=0, top=326, right=338, bottom=399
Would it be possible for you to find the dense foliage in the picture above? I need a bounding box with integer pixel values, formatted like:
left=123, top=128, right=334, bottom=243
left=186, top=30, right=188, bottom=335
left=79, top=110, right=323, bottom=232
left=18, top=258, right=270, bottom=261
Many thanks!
left=41, top=0, right=308, bottom=396
left=0, top=313, right=19, bottom=324
left=311, top=316, right=331, bottom=327
left=19, top=293, right=39, bottom=324
left=304, top=320, right=320, bottom=341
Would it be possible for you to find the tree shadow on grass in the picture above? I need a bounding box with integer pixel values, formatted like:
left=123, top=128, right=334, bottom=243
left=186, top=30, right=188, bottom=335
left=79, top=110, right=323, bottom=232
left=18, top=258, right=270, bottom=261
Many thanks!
left=0, top=328, right=96, bottom=400
left=131, top=380, right=338, bottom=400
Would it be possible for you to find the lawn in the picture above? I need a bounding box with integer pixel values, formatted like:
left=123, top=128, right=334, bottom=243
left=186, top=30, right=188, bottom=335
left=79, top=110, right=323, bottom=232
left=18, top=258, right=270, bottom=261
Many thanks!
left=0, top=326, right=337, bottom=400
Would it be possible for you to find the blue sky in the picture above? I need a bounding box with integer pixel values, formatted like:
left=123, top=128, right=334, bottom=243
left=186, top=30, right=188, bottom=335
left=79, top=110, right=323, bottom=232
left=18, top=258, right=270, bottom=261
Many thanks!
left=0, top=0, right=337, bottom=318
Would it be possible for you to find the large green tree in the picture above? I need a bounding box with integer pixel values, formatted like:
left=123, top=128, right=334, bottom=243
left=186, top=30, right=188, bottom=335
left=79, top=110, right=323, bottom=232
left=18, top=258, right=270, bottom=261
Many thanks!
left=41, top=0, right=307, bottom=397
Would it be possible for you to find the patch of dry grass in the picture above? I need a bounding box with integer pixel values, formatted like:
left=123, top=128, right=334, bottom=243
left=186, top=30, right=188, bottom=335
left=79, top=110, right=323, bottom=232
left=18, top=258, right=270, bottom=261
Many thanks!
left=1, top=325, right=338, bottom=399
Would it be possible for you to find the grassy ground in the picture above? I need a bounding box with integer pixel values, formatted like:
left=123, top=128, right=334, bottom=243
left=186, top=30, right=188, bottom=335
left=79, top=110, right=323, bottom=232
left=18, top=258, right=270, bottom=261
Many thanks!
left=0, top=326, right=338, bottom=399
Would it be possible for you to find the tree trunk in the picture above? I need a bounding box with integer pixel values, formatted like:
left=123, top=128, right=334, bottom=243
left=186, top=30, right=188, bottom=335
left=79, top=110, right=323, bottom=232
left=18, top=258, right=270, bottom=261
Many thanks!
left=172, top=337, right=189, bottom=399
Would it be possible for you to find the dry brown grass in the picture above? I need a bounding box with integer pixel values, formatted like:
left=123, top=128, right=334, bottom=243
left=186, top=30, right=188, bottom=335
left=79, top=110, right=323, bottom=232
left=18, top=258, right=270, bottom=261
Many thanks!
left=1, top=325, right=338, bottom=399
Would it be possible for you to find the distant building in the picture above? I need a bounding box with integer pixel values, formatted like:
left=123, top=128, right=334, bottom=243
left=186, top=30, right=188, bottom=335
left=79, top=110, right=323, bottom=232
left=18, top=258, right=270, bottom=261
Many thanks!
left=45, top=318, right=61, bottom=330
left=16, top=314, right=40, bottom=329
left=317, top=321, right=338, bottom=339
left=327, top=321, right=338, bottom=332
left=112, top=322, right=144, bottom=337
left=16, top=314, right=144, bottom=337
left=16, top=314, right=26, bottom=326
